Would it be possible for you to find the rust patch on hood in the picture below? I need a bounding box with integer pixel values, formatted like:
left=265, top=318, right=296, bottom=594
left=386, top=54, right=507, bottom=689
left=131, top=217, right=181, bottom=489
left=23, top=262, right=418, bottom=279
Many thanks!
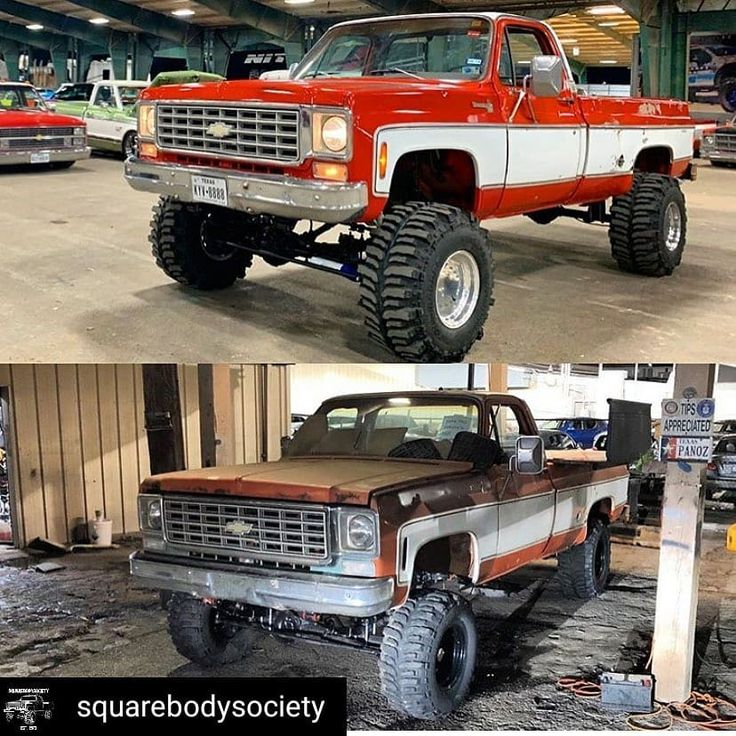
left=141, top=457, right=474, bottom=505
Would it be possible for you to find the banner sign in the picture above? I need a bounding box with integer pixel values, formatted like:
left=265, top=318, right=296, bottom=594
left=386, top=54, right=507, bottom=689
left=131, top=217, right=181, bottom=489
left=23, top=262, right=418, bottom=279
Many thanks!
left=660, top=397, right=715, bottom=462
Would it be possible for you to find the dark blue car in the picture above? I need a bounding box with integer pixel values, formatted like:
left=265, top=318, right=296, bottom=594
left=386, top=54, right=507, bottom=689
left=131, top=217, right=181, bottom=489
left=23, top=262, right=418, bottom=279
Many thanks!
left=538, top=418, right=608, bottom=449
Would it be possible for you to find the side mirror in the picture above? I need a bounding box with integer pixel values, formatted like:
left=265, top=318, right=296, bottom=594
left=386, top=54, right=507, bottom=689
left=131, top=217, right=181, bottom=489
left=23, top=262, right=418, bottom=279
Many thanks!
left=530, top=55, right=564, bottom=98
left=46, top=102, right=56, bottom=111
left=513, top=435, right=545, bottom=475
left=288, top=62, right=298, bottom=79
left=280, top=435, right=292, bottom=455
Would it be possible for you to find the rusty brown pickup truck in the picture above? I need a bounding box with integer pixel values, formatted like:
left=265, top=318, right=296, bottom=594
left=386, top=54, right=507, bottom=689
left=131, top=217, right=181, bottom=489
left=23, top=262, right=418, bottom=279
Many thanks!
left=131, top=391, right=649, bottom=719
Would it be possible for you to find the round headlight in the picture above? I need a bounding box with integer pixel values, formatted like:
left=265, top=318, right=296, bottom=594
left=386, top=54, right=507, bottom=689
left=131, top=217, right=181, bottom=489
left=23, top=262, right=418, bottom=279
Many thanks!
left=321, top=115, right=347, bottom=153
left=147, top=500, right=162, bottom=530
left=347, top=514, right=375, bottom=550
left=704, top=135, right=715, bottom=145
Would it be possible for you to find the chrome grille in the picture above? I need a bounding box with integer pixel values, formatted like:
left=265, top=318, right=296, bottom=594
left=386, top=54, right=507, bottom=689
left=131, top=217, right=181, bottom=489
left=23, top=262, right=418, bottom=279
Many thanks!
left=0, top=127, right=77, bottom=150
left=156, top=104, right=300, bottom=163
left=163, top=497, right=329, bottom=562
left=715, top=129, right=736, bottom=153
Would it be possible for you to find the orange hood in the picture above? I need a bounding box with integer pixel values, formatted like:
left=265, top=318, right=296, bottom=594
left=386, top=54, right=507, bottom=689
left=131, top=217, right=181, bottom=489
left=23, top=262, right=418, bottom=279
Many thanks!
left=141, top=456, right=474, bottom=505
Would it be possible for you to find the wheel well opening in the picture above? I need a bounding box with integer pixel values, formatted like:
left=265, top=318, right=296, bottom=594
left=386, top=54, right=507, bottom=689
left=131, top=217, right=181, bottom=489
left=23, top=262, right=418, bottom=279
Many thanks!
left=389, top=149, right=477, bottom=212
left=589, top=498, right=613, bottom=525
left=715, top=63, right=736, bottom=85
left=412, top=533, right=475, bottom=582
left=635, top=147, right=673, bottom=176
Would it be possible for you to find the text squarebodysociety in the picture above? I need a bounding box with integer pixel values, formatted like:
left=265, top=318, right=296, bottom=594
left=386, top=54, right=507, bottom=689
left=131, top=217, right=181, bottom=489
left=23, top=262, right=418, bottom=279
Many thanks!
left=77, top=693, right=326, bottom=725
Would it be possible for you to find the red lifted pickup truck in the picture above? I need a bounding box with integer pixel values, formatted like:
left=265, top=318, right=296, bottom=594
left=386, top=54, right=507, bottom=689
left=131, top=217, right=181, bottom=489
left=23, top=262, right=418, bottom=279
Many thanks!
left=0, top=82, right=90, bottom=169
left=126, top=13, right=695, bottom=362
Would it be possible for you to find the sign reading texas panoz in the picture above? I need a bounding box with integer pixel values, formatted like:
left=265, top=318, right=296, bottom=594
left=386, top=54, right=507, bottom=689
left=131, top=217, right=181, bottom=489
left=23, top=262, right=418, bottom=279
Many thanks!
left=660, top=397, right=716, bottom=462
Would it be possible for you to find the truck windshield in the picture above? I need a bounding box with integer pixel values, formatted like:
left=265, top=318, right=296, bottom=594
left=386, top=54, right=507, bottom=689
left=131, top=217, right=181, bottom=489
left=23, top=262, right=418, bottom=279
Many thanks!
left=119, top=86, right=143, bottom=108
left=294, top=17, right=492, bottom=81
left=0, top=86, right=48, bottom=111
left=286, top=397, right=480, bottom=459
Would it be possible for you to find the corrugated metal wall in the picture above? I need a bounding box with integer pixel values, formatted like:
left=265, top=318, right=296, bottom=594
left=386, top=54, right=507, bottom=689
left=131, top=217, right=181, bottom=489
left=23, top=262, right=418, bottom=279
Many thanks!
left=0, top=364, right=290, bottom=547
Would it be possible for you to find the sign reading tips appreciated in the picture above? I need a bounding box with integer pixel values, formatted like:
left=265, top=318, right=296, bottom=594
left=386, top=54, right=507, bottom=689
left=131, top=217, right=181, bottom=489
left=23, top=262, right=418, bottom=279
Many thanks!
left=659, top=397, right=715, bottom=462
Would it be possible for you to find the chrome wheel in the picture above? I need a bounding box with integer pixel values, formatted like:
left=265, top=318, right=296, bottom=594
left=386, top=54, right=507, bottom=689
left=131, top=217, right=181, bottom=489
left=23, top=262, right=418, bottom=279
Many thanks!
left=664, top=201, right=682, bottom=252
left=435, top=250, right=481, bottom=330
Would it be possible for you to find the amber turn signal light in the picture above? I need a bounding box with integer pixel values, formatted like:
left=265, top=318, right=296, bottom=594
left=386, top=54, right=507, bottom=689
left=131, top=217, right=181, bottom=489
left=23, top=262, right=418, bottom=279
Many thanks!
left=313, top=161, right=348, bottom=182
left=140, top=142, right=158, bottom=159
left=378, top=142, right=388, bottom=179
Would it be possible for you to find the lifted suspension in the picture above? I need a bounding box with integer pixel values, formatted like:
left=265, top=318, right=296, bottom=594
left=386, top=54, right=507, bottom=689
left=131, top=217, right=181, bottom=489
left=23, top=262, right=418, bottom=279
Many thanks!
left=218, top=601, right=386, bottom=652
left=202, top=210, right=369, bottom=282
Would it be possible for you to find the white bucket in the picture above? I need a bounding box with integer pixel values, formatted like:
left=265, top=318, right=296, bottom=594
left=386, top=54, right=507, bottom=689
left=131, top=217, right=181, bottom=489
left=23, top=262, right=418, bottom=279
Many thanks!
left=88, top=518, right=113, bottom=547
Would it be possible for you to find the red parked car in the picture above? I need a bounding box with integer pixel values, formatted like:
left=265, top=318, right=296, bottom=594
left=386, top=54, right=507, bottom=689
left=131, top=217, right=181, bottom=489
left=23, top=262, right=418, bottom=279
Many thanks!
left=0, top=82, right=90, bottom=169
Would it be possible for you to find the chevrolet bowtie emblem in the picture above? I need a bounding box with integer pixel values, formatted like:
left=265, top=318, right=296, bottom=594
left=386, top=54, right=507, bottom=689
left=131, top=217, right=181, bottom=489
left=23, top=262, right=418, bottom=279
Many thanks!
left=206, top=122, right=234, bottom=139
left=224, top=520, right=254, bottom=536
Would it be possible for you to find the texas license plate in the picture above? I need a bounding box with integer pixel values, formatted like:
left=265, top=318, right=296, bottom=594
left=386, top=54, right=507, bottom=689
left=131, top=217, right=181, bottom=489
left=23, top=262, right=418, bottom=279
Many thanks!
left=30, top=151, right=51, bottom=164
left=192, top=175, right=227, bottom=206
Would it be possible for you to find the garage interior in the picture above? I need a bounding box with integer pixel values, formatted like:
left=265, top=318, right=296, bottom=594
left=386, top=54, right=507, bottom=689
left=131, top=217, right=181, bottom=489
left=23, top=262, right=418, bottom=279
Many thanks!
left=0, top=0, right=735, bottom=363
left=0, top=362, right=733, bottom=729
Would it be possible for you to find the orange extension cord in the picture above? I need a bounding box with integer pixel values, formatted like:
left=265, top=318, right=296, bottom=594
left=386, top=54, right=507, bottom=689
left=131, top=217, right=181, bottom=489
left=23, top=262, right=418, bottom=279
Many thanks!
left=556, top=678, right=736, bottom=731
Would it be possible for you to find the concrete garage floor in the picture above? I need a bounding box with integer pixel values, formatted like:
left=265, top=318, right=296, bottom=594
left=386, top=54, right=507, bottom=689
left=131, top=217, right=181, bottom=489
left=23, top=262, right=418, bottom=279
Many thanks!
left=0, top=156, right=735, bottom=363
left=0, top=538, right=733, bottom=730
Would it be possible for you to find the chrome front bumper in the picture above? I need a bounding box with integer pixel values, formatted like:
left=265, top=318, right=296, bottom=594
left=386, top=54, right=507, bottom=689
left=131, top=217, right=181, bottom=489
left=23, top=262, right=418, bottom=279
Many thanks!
left=130, top=551, right=394, bottom=617
left=124, top=157, right=368, bottom=223
left=708, top=150, right=736, bottom=164
left=0, top=146, right=90, bottom=166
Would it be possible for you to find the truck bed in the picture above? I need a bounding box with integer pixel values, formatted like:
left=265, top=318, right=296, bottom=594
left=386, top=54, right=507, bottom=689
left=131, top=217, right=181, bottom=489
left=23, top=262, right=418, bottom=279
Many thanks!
left=578, top=94, right=692, bottom=127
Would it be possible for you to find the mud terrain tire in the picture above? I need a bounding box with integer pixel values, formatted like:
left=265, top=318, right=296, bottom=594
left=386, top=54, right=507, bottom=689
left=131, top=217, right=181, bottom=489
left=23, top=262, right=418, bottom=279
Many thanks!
left=167, top=594, right=256, bottom=667
left=150, top=197, right=250, bottom=290
left=557, top=519, right=611, bottom=599
left=609, top=173, right=686, bottom=277
left=359, top=202, right=494, bottom=362
left=379, top=591, right=477, bottom=719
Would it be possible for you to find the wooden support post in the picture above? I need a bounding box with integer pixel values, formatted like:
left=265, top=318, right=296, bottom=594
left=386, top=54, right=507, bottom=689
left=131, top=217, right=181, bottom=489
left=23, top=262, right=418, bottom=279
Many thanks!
left=212, top=364, right=234, bottom=467
left=651, top=363, right=716, bottom=703
left=141, top=364, right=185, bottom=475
left=488, top=363, right=508, bottom=393
left=489, top=364, right=509, bottom=435
left=197, top=365, right=216, bottom=468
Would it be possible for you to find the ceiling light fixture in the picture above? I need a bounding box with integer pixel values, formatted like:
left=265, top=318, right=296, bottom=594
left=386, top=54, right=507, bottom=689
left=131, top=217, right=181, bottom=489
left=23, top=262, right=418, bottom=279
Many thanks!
left=587, top=5, right=626, bottom=14
left=572, top=47, right=580, bottom=56
left=558, top=38, right=578, bottom=44
left=599, top=59, right=618, bottom=64
left=284, top=0, right=316, bottom=5
left=598, top=21, right=620, bottom=26
left=26, top=23, right=43, bottom=30
left=172, top=8, right=195, bottom=16
left=89, top=17, right=110, bottom=25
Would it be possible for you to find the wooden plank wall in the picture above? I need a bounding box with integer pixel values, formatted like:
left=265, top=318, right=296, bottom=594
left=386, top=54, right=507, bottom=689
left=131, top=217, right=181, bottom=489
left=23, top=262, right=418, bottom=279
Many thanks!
left=0, top=364, right=290, bottom=547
